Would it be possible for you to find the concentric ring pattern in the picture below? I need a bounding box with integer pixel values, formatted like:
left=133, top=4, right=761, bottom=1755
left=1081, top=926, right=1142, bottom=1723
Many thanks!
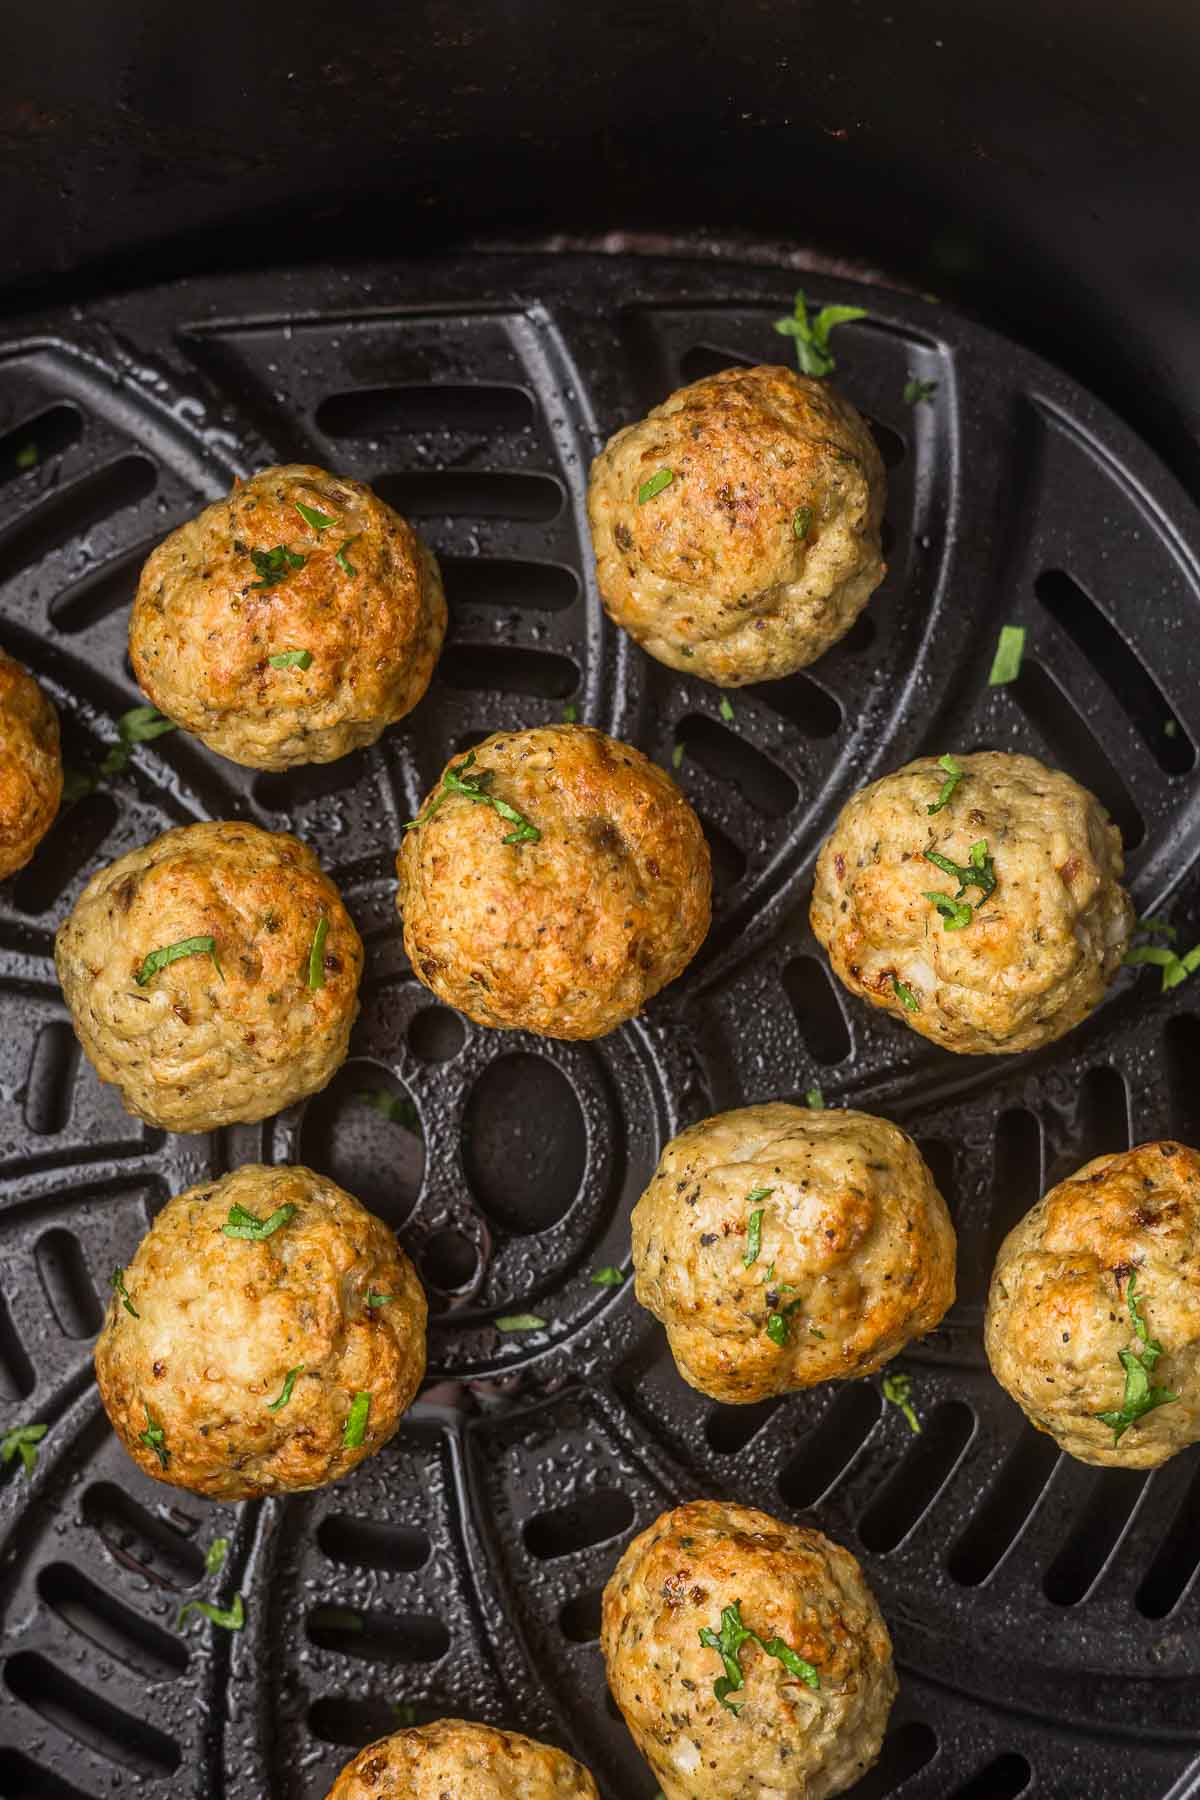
left=1, top=255, right=1199, bottom=1799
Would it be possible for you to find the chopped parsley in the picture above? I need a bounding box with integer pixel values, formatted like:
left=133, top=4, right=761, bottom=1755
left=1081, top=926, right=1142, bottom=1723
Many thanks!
left=356, top=1088, right=421, bottom=1133
left=561, top=702, right=578, bottom=723
left=343, top=1391, right=371, bottom=1448
left=590, top=1266, right=625, bottom=1286
left=719, top=696, right=735, bottom=724
left=924, top=839, right=997, bottom=904
left=404, top=750, right=541, bottom=845
left=903, top=377, right=938, bottom=406
left=138, top=1406, right=169, bottom=1469
left=766, top=1298, right=803, bottom=1346
left=335, top=534, right=361, bottom=577
left=367, top=1290, right=392, bottom=1307
left=136, top=936, right=223, bottom=987
left=307, top=915, right=329, bottom=989
left=222, top=1202, right=297, bottom=1242
left=267, top=1366, right=303, bottom=1412
left=1124, top=918, right=1200, bottom=993
left=1, top=1422, right=47, bottom=1479
left=793, top=506, right=813, bottom=540
left=988, top=623, right=1026, bottom=686
left=15, top=441, right=38, bottom=471
left=882, top=1370, right=921, bottom=1434
left=672, top=742, right=685, bottom=770
left=109, top=1266, right=139, bottom=1318
left=698, top=1599, right=819, bottom=1713
left=1095, top=1270, right=1179, bottom=1445
left=205, top=1537, right=230, bottom=1575
left=269, top=648, right=313, bottom=670
left=294, top=501, right=336, bottom=532
left=926, top=753, right=963, bottom=815
left=806, top=1087, right=825, bottom=1109
left=773, top=289, right=867, bottom=379
left=924, top=890, right=974, bottom=931
left=178, top=1593, right=245, bottom=1633
left=892, top=975, right=920, bottom=1011
left=637, top=468, right=674, bottom=504
left=743, top=1209, right=764, bottom=1268
left=82, top=703, right=179, bottom=788
left=495, top=1313, right=547, bottom=1332
left=249, top=544, right=306, bottom=589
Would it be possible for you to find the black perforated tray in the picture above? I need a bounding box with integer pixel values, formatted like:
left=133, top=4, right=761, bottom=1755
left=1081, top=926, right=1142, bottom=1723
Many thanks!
left=1, top=253, right=1200, bottom=1800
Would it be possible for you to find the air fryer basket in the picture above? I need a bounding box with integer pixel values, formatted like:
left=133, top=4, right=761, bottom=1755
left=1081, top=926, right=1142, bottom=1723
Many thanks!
left=1, top=253, right=1199, bottom=1799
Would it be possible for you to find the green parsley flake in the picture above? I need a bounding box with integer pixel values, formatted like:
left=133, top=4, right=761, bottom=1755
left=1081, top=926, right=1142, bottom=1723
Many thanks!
left=15, top=441, right=38, bottom=471
left=178, top=1593, right=245, bottom=1633
left=1095, top=1271, right=1179, bottom=1445
left=205, top=1536, right=230, bottom=1575
left=136, top=936, right=223, bottom=987
left=561, top=702, right=578, bottom=723
left=496, top=1314, right=548, bottom=1332
left=882, top=1370, right=921, bottom=1433
left=307, top=915, right=329, bottom=989
left=672, top=742, right=685, bottom=770
left=988, top=623, right=1026, bottom=685
left=294, top=501, right=336, bottom=532
left=356, top=1088, right=421, bottom=1133
left=110, top=1266, right=139, bottom=1318
left=743, top=1209, right=764, bottom=1268
left=335, top=534, right=361, bottom=577
left=269, top=648, right=313, bottom=670
left=926, top=753, right=964, bottom=815
left=806, top=1087, right=825, bottom=1109
left=222, top=1202, right=298, bottom=1242
left=404, top=750, right=541, bottom=846
left=367, top=1290, right=392, bottom=1307
left=637, top=468, right=674, bottom=504
left=698, top=1599, right=819, bottom=1713
left=719, top=696, right=735, bottom=724
left=793, top=505, right=813, bottom=540
left=590, top=1266, right=625, bottom=1286
left=924, top=839, right=996, bottom=904
left=924, top=890, right=974, bottom=931
left=249, top=544, right=306, bottom=590
left=1, top=1422, right=48, bottom=1479
left=1124, top=918, right=1200, bottom=993
left=766, top=1298, right=803, bottom=1346
left=95, top=704, right=178, bottom=783
left=343, top=1391, right=371, bottom=1449
left=893, top=975, right=920, bottom=1012
left=139, top=1405, right=169, bottom=1469
left=773, top=289, right=867, bottom=379
left=267, top=1366, right=303, bottom=1412
left=903, top=378, right=938, bottom=406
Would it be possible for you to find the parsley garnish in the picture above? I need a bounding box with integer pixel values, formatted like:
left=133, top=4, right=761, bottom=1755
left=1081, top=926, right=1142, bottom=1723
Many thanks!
left=404, top=751, right=541, bottom=845
left=562, top=702, right=578, bottom=723
left=590, top=1266, right=625, bottom=1286
left=367, top=1290, right=392, bottom=1307
left=882, top=1370, right=921, bottom=1434
left=343, top=1391, right=371, bottom=1448
left=924, top=839, right=996, bottom=904
left=15, top=442, right=38, bottom=471
left=988, top=623, right=1026, bottom=685
left=138, top=1405, right=169, bottom=1469
left=249, top=544, right=305, bottom=589
left=638, top=468, right=674, bottom=504
left=698, top=1599, right=819, bottom=1713
left=356, top=1089, right=421, bottom=1133
left=904, top=378, right=938, bottom=406
left=109, top=1266, right=139, bottom=1318
left=766, top=1298, right=803, bottom=1345
left=307, top=915, right=329, bottom=989
left=1095, top=1271, right=1179, bottom=1445
left=806, top=1086, right=825, bottom=1109
left=1124, top=918, right=1200, bottom=993
left=924, top=891, right=974, bottom=931
left=205, top=1537, right=230, bottom=1575
left=926, top=753, right=963, bottom=815
left=719, top=696, right=735, bottom=724
left=267, top=1366, right=303, bottom=1412
left=672, top=742, right=685, bottom=770
left=773, top=289, right=867, bottom=379
left=1, top=1422, right=47, bottom=1479
left=222, top=1202, right=297, bottom=1241
left=892, top=975, right=920, bottom=1011
left=178, top=1593, right=245, bottom=1633
left=335, top=534, right=361, bottom=576
left=496, top=1313, right=548, bottom=1332
left=294, top=501, right=335, bottom=532
left=136, top=936, right=223, bottom=987
left=67, top=704, right=180, bottom=796
left=743, top=1209, right=764, bottom=1268
left=792, top=505, right=813, bottom=540
left=269, top=649, right=313, bottom=670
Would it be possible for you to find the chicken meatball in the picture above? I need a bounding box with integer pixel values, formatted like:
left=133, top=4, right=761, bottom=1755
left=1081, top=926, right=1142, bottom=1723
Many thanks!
left=0, top=649, right=61, bottom=879
left=602, top=1499, right=895, bottom=1800
left=55, top=820, right=362, bottom=1131
left=811, top=750, right=1133, bottom=1054
left=632, top=1103, right=955, bottom=1403
left=396, top=725, right=711, bottom=1039
left=587, top=365, right=886, bottom=686
left=324, top=1720, right=598, bottom=1800
left=129, top=464, right=446, bottom=769
left=94, top=1164, right=426, bottom=1499
left=986, top=1141, right=1200, bottom=1468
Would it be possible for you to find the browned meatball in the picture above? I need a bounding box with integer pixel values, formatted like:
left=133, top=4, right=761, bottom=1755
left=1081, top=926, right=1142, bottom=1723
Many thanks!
left=0, top=649, right=61, bottom=879
left=587, top=365, right=885, bottom=685
left=986, top=1141, right=1200, bottom=1468
left=396, top=725, right=711, bottom=1039
left=324, top=1720, right=599, bottom=1799
left=55, top=820, right=362, bottom=1131
left=130, top=464, right=446, bottom=769
left=632, top=1103, right=956, bottom=1402
left=602, top=1499, right=895, bottom=1800
left=94, top=1165, right=426, bottom=1499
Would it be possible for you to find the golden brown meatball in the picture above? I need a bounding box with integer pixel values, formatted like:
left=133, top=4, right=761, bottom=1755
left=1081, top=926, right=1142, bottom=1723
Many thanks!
left=324, top=1720, right=598, bottom=1800
left=985, top=1141, right=1200, bottom=1468
left=810, top=751, right=1133, bottom=1055
left=396, top=725, right=711, bottom=1039
left=602, top=1499, right=895, bottom=1800
left=587, top=365, right=885, bottom=686
left=55, top=820, right=362, bottom=1131
left=0, top=649, right=61, bottom=879
left=94, top=1165, right=426, bottom=1499
left=632, top=1103, right=955, bottom=1403
left=129, top=464, right=446, bottom=769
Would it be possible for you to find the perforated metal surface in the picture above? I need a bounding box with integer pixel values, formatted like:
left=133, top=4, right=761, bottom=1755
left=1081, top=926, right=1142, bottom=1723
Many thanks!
left=1, top=254, right=1200, bottom=1800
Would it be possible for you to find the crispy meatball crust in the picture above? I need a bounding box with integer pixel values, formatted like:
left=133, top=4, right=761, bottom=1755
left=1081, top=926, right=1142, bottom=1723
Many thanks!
left=396, top=725, right=711, bottom=1039
left=587, top=365, right=886, bottom=686
left=324, top=1720, right=599, bottom=1799
left=985, top=1141, right=1200, bottom=1468
left=55, top=820, right=362, bottom=1131
left=129, top=464, right=446, bottom=769
left=94, top=1165, right=427, bottom=1499
left=0, top=650, right=61, bottom=879
left=632, top=1103, right=956, bottom=1403
left=602, top=1500, right=896, bottom=1800
left=810, top=751, right=1133, bottom=1055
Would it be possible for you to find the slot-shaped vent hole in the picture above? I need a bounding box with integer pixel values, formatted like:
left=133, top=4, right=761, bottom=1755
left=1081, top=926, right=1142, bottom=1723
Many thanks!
left=1035, top=568, right=1194, bottom=774
left=438, top=643, right=579, bottom=700
left=949, top=1753, right=1032, bottom=1800
left=298, top=1061, right=424, bottom=1233
left=678, top=343, right=756, bottom=383
left=782, top=955, right=852, bottom=1065
left=523, top=1488, right=636, bottom=1560
left=4, top=1650, right=181, bottom=1775
left=778, top=1381, right=881, bottom=1509
left=375, top=469, right=563, bottom=522
left=440, top=556, right=579, bottom=612
left=421, top=1228, right=480, bottom=1294
left=1136, top=1462, right=1200, bottom=1617
left=23, top=1021, right=77, bottom=1135
left=316, top=1513, right=432, bottom=1574
left=50, top=541, right=151, bottom=633
left=408, top=1005, right=467, bottom=1063
left=1, top=405, right=84, bottom=488
left=463, top=1052, right=585, bottom=1235
left=947, top=1428, right=1061, bottom=1586
left=11, top=791, right=119, bottom=918
left=0, top=1749, right=96, bottom=1800
left=38, top=1561, right=188, bottom=1680
left=82, top=1480, right=206, bottom=1589
left=1043, top=1468, right=1149, bottom=1605
left=308, top=1695, right=444, bottom=1747
left=0, top=1291, right=35, bottom=1401
left=676, top=714, right=797, bottom=818
left=915, top=1137, right=958, bottom=1220
left=706, top=1397, right=783, bottom=1456
left=1048, top=1064, right=1129, bottom=1187
left=858, top=1400, right=975, bottom=1553
left=559, top=1588, right=604, bottom=1643
left=744, top=671, right=842, bottom=739
left=1164, top=1014, right=1200, bottom=1145
left=306, top=1605, right=449, bottom=1664
left=1008, top=659, right=1144, bottom=849
left=837, top=611, right=877, bottom=657
left=36, top=1228, right=102, bottom=1338
left=253, top=750, right=371, bottom=814
left=696, top=811, right=748, bottom=899
left=969, top=1107, right=1043, bottom=1305
left=318, top=383, right=535, bottom=437
left=863, top=414, right=907, bottom=470
left=0, top=455, right=157, bottom=587
left=842, top=1720, right=938, bottom=1799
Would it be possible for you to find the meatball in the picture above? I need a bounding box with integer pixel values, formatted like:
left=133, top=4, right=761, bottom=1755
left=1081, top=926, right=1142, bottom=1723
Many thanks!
left=0, top=649, right=61, bottom=879
left=94, top=1164, right=426, bottom=1499
left=632, top=1103, right=955, bottom=1403
left=324, top=1720, right=598, bottom=1800
left=129, top=464, right=446, bottom=769
left=602, top=1499, right=895, bottom=1800
left=587, top=365, right=885, bottom=686
left=55, top=820, right=362, bottom=1131
left=986, top=1141, right=1200, bottom=1468
left=396, top=725, right=711, bottom=1039
left=811, top=751, right=1133, bottom=1055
